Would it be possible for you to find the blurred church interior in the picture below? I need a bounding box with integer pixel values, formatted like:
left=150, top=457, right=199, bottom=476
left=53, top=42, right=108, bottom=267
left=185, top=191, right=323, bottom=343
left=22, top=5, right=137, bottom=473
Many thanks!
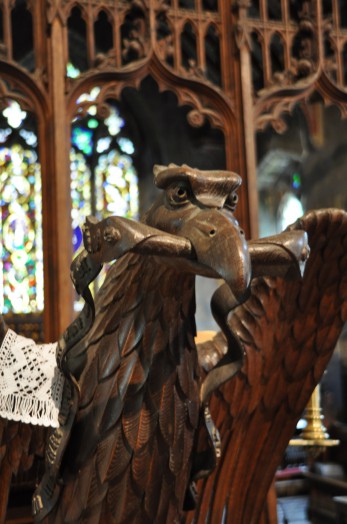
left=2, top=0, right=347, bottom=522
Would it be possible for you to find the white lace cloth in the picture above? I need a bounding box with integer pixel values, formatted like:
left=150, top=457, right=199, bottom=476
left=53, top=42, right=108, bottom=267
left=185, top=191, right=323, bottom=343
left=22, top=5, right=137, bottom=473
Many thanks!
left=0, top=329, right=64, bottom=428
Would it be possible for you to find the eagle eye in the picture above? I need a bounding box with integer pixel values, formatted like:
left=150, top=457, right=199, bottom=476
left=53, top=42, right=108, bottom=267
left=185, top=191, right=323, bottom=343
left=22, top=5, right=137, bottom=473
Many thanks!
left=225, top=192, right=239, bottom=212
left=167, top=183, right=190, bottom=206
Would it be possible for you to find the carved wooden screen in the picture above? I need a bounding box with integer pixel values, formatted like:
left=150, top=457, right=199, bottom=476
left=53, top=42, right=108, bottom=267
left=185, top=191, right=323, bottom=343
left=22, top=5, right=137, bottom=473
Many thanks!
left=240, top=0, right=347, bottom=128
left=229, top=0, right=347, bottom=239
left=4, top=0, right=346, bottom=337
left=2, top=0, right=347, bottom=522
left=0, top=0, right=253, bottom=340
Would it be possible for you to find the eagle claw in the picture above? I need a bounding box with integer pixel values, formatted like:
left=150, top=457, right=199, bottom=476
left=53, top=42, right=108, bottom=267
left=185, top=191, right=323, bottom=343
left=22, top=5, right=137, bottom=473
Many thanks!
left=83, top=216, right=101, bottom=254
left=103, top=226, right=121, bottom=244
left=83, top=217, right=121, bottom=256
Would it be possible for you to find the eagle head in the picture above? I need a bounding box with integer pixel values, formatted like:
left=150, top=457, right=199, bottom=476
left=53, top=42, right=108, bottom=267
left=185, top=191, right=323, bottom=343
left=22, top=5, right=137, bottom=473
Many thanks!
left=144, top=163, right=251, bottom=302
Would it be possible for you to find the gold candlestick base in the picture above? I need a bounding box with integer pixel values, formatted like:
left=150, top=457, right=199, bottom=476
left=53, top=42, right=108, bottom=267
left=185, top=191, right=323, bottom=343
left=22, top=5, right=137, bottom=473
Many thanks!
left=290, top=385, right=339, bottom=458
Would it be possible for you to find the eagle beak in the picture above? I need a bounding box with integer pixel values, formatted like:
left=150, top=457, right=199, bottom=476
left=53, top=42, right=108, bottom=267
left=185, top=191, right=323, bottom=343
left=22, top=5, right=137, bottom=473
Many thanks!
left=180, top=210, right=251, bottom=301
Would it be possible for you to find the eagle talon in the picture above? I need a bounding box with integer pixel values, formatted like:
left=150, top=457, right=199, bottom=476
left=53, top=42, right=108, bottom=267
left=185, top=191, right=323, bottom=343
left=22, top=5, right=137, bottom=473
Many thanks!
left=103, top=226, right=121, bottom=244
left=83, top=227, right=101, bottom=254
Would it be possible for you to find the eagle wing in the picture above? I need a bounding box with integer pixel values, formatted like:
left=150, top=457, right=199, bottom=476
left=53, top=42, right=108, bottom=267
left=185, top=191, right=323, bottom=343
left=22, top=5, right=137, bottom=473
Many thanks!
left=189, top=208, right=347, bottom=524
left=47, top=253, right=200, bottom=524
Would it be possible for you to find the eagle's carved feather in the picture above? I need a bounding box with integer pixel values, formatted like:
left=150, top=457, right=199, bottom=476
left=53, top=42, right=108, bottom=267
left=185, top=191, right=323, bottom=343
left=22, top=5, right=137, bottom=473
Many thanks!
left=0, top=167, right=342, bottom=524
left=190, top=208, right=347, bottom=524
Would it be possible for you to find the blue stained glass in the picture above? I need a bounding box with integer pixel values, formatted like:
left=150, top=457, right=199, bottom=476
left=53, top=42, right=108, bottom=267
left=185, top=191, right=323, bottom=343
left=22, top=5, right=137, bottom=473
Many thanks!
left=0, top=129, right=12, bottom=143
left=72, top=127, right=93, bottom=156
left=19, top=129, right=38, bottom=147
left=72, top=226, right=83, bottom=251
left=292, top=172, right=301, bottom=189
left=70, top=148, right=92, bottom=255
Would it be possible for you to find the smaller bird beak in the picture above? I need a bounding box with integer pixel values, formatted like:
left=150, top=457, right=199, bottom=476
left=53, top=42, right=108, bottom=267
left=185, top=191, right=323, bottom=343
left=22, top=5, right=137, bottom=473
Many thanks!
left=179, top=209, right=251, bottom=302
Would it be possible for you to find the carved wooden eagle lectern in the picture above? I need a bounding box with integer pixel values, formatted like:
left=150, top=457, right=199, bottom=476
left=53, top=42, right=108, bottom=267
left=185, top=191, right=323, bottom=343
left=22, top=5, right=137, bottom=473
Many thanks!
left=0, top=164, right=346, bottom=524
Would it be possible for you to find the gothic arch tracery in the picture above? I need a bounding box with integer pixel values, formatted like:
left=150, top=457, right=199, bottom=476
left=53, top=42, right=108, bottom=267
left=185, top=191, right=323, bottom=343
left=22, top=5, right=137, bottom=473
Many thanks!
left=237, top=0, right=347, bottom=132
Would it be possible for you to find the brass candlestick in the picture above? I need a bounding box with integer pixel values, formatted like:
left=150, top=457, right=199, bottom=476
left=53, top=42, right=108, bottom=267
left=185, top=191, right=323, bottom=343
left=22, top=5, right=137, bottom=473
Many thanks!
left=290, top=385, right=339, bottom=457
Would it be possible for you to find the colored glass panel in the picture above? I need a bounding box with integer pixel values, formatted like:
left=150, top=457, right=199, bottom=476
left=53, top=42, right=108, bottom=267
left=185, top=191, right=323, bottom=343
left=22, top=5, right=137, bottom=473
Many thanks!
left=0, top=144, right=43, bottom=314
left=72, top=127, right=93, bottom=156
left=71, top=95, right=138, bottom=309
left=67, top=62, right=80, bottom=79
left=3, top=100, right=27, bottom=128
left=95, top=150, right=139, bottom=218
left=70, top=149, right=92, bottom=253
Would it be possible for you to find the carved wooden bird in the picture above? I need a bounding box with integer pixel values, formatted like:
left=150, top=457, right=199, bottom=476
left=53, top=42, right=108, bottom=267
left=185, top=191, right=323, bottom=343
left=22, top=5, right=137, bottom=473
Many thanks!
left=5, top=164, right=340, bottom=524
left=186, top=208, right=347, bottom=524
left=27, top=164, right=307, bottom=524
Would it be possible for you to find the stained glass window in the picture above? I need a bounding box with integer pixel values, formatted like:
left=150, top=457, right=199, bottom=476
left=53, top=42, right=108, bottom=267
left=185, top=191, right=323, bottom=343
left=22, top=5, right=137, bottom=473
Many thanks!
left=0, top=142, right=43, bottom=314
left=67, top=62, right=80, bottom=79
left=71, top=92, right=138, bottom=307
left=0, top=100, right=42, bottom=314
left=70, top=149, right=92, bottom=253
left=71, top=127, right=93, bottom=156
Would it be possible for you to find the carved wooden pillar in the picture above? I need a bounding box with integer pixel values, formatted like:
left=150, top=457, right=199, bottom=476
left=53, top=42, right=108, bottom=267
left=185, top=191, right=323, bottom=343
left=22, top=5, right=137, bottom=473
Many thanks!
left=44, top=11, right=74, bottom=338
left=234, top=0, right=260, bottom=238
left=3, top=0, right=12, bottom=61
